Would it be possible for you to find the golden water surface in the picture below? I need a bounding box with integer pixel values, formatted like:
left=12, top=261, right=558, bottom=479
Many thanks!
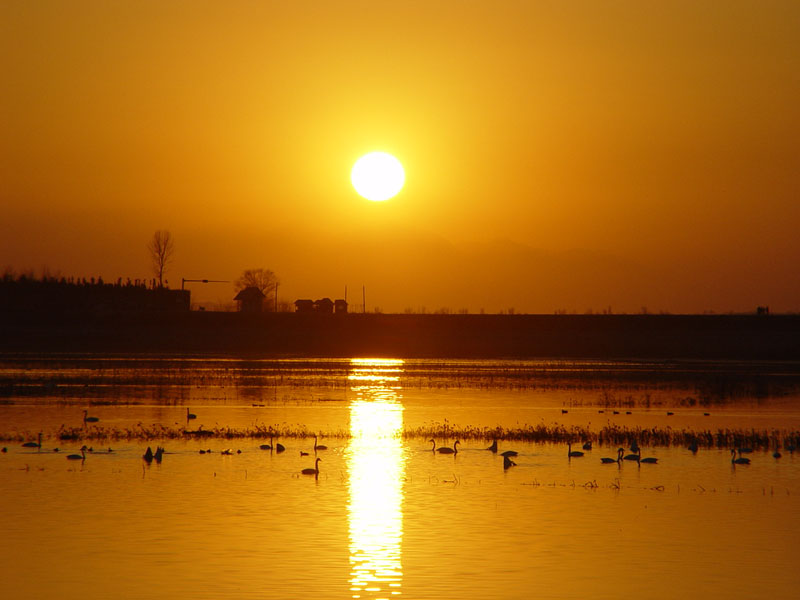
left=1, top=357, right=799, bottom=599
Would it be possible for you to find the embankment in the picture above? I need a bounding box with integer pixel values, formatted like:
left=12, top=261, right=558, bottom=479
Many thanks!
left=1, top=311, right=798, bottom=359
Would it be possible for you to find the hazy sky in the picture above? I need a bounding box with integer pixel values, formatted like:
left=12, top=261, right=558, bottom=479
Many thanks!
left=2, top=1, right=799, bottom=313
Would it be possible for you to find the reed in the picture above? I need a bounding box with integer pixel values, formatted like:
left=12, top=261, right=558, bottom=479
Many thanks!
left=1, top=420, right=797, bottom=451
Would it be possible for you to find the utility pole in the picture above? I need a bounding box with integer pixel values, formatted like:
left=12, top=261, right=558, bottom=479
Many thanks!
left=362, top=285, right=366, bottom=314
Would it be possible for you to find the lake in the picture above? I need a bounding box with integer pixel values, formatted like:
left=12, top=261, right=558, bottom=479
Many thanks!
left=1, top=356, right=799, bottom=599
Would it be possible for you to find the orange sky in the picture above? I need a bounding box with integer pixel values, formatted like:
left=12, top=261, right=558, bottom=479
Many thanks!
left=2, top=1, right=799, bottom=313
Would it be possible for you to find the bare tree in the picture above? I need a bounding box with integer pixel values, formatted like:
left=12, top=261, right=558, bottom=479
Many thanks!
left=235, top=268, right=279, bottom=308
left=148, top=230, right=175, bottom=288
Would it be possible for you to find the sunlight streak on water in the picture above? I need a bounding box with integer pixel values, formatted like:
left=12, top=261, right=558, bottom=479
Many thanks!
left=347, top=359, right=405, bottom=599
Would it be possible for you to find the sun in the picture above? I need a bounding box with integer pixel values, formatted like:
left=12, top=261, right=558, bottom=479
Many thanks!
left=351, top=152, right=405, bottom=201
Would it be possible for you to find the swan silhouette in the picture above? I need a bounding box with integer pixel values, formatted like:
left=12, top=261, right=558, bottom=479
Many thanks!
left=313, top=435, right=327, bottom=452
left=731, top=449, right=751, bottom=465
left=623, top=448, right=640, bottom=461
left=437, top=440, right=460, bottom=454
left=22, top=433, right=42, bottom=450
left=66, top=446, right=87, bottom=461
left=302, top=457, right=321, bottom=475
left=639, top=450, right=658, bottom=464
left=83, top=410, right=99, bottom=424
left=601, top=448, right=624, bottom=464
left=186, top=408, right=197, bottom=420
left=487, top=440, right=498, bottom=452
left=503, top=455, right=516, bottom=469
left=567, top=443, right=584, bottom=458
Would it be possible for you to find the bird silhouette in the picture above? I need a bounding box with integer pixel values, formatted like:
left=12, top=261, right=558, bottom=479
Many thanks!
left=66, top=446, right=87, bottom=461
left=302, top=457, right=321, bottom=476
left=567, top=443, right=584, bottom=458
left=436, top=440, right=460, bottom=454
left=83, top=410, right=99, bottom=424
left=639, top=450, right=658, bottom=464
left=186, top=408, right=197, bottom=420
left=487, top=439, right=498, bottom=452
left=601, top=448, right=624, bottom=464
left=731, top=449, right=751, bottom=465
left=313, top=435, right=327, bottom=452
left=503, top=455, right=516, bottom=469
left=22, top=432, right=42, bottom=450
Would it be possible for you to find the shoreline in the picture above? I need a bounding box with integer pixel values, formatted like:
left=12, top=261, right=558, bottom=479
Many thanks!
left=2, top=312, right=799, bottom=359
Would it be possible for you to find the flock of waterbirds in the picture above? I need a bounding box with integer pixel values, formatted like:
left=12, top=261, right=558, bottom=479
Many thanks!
left=3, top=407, right=797, bottom=477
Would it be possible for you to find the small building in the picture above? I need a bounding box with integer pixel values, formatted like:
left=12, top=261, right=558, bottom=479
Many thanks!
left=294, top=299, right=314, bottom=313
left=334, top=299, right=348, bottom=314
left=314, top=297, right=334, bottom=314
left=234, top=286, right=265, bottom=313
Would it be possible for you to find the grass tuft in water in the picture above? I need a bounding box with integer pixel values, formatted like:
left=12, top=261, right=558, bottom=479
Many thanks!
left=1, top=421, right=797, bottom=452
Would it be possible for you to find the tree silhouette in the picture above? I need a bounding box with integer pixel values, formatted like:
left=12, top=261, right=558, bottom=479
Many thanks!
left=235, top=268, right=279, bottom=308
left=148, top=230, right=175, bottom=288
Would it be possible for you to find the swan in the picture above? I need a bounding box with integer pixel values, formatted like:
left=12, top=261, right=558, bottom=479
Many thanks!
left=83, top=410, right=99, bottom=424
left=567, top=443, right=584, bottom=458
left=487, top=439, right=498, bottom=452
left=501, top=450, right=518, bottom=457
left=582, top=441, right=592, bottom=451
left=302, top=457, right=321, bottom=475
left=503, top=455, right=516, bottom=469
left=437, top=440, right=460, bottom=454
left=313, top=435, right=327, bottom=451
left=731, top=449, right=751, bottom=465
left=639, top=450, right=658, bottom=464
left=623, top=448, right=640, bottom=461
left=601, top=448, right=624, bottom=464
left=429, top=439, right=436, bottom=452
left=154, top=446, right=164, bottom=462
left=688, top=440, right=699, bottom=454
left=186, top=408, right=197, bottom=420
left=66, top=446, right=87, bottom=461
left=143, top=446, right=154, bottom=463
left=773, top=448, right=782, bottom=459
left=22, top=433, right=42, bottom=449
left=259, top=443, right=272, bottom=450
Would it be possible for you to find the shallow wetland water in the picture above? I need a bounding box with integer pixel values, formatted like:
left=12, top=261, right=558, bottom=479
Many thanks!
left=1, top=357, right=799, bottom=599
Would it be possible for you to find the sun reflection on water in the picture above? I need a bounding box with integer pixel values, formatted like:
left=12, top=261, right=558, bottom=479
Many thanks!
left=347, top=359, right=405, bottom=599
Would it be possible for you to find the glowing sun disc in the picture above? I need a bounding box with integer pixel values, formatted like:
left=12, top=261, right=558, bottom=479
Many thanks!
left=351, top=152, right=405, bottom=201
